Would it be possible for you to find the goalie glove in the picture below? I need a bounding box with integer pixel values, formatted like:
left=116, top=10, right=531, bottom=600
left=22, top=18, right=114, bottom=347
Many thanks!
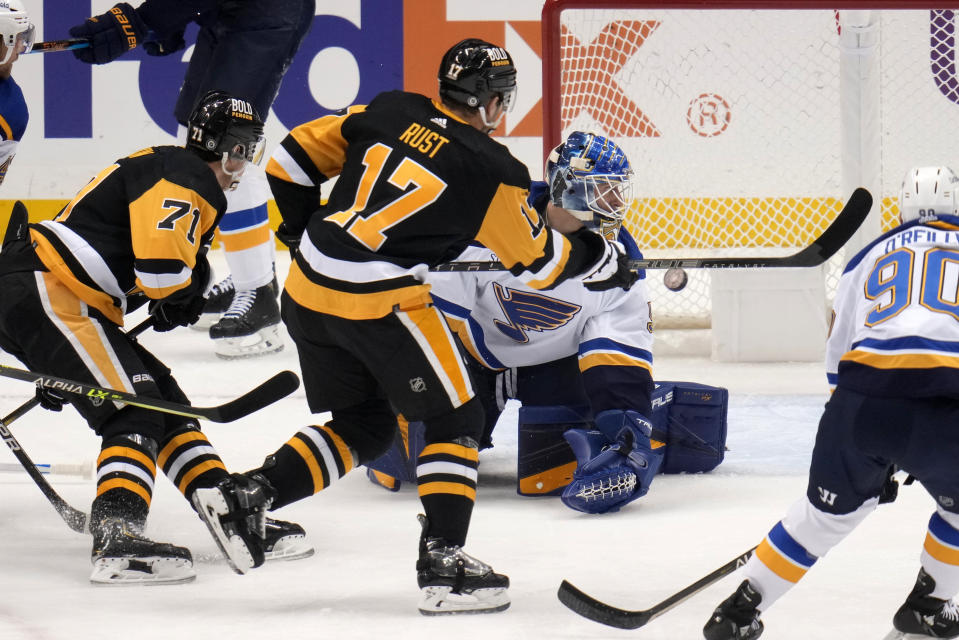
left=560, top=410, right=664, bottom=514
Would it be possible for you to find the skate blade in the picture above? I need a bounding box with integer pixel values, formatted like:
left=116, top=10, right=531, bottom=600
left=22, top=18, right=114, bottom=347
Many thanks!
left=881, top=632, right=927, bottom=640
left=90, top=556, right=196, bottom=586
left=418, top=586, right=510, bottom=616
left=191, top=488, right=256, bottom=575
left=213, top=325, right=284, bottom=359
left=264, top=535, right=315, bottom=562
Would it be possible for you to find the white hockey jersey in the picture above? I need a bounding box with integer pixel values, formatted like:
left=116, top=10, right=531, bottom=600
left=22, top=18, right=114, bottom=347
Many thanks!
left=428, top=244, right=653, bottom=377
left=828, top=215, right=959, bottom=398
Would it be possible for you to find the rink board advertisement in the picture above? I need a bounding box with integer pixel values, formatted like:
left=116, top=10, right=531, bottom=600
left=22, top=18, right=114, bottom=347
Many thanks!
left=5, top=0, right=544, bottom=223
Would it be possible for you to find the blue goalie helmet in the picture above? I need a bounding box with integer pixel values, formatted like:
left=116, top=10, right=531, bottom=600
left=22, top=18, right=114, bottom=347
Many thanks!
left=546, top=132, right=633, bottom=234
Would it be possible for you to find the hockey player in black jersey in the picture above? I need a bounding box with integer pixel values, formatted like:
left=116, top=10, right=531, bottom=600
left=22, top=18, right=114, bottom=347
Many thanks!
left=67, top=0, right=316, bottom=358
left=704, top=167, right=959, bottom=640
left=0, top=91, right=309, bottom=585
left=190, top=38, right=637, bottom=614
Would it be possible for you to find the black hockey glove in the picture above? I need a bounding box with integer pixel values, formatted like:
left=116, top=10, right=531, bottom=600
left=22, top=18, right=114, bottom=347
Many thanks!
left=69, top=3, right=149, bottom=64
left=276, top=222, right=303, bottom=260
left=143, top=29, right=185, bottom=56
left=148, top=296, right=206, bottom=332
left=582, top=238, right=638, bottom=292
left=35, top=387, right=66, bottom=412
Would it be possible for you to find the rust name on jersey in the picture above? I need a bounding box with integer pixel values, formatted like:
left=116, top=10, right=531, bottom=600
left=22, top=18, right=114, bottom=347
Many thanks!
left=398, top=122, right=449, bottom=159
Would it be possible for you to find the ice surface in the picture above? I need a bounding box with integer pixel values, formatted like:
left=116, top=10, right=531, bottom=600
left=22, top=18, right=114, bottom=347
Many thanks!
left=0, top=253, right=929, bottom=640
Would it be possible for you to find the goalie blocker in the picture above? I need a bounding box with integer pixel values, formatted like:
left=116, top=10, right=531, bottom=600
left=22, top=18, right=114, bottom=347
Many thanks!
left=365, top=381, right=728, bottom=496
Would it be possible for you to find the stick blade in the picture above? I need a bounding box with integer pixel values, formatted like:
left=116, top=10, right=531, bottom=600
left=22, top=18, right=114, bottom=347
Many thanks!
left=206, top=370, right=300, bottom=422
left=791, top=186, right=872, bottom=266
left=557, top=580, right=651, bottom=630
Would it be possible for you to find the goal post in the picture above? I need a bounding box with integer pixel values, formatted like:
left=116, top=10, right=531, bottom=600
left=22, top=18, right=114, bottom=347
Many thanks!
left=541, top=1, right=958, bottom=345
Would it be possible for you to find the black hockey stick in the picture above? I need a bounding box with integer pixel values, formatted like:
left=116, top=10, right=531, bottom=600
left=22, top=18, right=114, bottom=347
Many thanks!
left=0, top=364, right=299, bottom=422
left=557, top=546, right=756, bottom=630
left=27, top=38, right=90, bottom=54
left=433, top=187, right=872, bottom=272
left=0, top=396, right=89, bottom=533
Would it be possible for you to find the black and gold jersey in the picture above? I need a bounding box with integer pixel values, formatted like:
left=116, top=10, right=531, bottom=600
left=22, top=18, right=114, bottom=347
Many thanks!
left=30, top=145, right=225, bottom=325
left=267, top=90, right=595, bottom=320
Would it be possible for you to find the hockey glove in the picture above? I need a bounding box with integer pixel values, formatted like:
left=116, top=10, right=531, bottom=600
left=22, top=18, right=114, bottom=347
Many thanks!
left=35, top=387, right=66, bottom=412
left=276, top=222, right=303, bottom=260
left=581, top=238, right=637, bottom=292
left=69, top=3, right=149, bottom=64
left=560, top=410, right=664, bottom=514
left=148, top=296, right=206, bottom=332
left=143, top=28, right=185, bottom=56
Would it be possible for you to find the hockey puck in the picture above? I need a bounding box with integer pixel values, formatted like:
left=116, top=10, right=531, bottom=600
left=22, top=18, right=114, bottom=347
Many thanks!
left=663, top=268, right=688, bottom=292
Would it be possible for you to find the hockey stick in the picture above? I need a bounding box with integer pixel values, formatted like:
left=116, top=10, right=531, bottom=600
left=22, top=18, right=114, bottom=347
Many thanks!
left=0, top=461, right=94, bottom=477
left=0, top=396, right=89, bottom=533
left=0, top=364, right=299, bottom=422
left=433, top=187, right=872, bottom=272
left=557, top=546, right=756, bottom=630
left=26, top=38, right=90, bottom=54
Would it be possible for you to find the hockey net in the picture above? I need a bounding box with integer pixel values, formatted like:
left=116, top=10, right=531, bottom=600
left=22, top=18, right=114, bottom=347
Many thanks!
left=543, top=2, right=959, bottom=328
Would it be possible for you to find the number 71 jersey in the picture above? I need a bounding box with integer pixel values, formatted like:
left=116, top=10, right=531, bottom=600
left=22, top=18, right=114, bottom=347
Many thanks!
left=266, top=90, right=579, bottom=321
left=828, top=215, right=959, bottom=398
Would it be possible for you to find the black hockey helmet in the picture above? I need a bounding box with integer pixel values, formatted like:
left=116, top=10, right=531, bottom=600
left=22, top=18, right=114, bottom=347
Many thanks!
left=186, top=90, right=265, bottom=165
left=438, top=38, right=517, bottom=111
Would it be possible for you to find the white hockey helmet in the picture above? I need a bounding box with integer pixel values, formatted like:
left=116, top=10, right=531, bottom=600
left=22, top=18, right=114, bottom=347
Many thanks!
left=898, top=165, right=959, bottom=223
left=0, top=0, right=33, bottom=65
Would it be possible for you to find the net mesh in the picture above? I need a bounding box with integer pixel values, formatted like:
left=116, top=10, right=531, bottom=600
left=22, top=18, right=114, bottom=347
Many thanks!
left=550, top=7, right=959, bottom=327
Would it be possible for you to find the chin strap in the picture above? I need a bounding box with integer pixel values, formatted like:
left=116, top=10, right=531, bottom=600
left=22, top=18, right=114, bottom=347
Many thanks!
left=220, top=153, right=247, bottom=191
left=478, top=104, right=506, bottom=133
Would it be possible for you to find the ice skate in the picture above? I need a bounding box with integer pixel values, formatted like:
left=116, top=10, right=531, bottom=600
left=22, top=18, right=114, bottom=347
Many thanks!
left=263, top=517, right=314, bottom=561
left=192, top=275, right=235, bottom=330
left=89, top=518, right=195, bottom=586
left=209, top=276, right=284, bottom=359
left=415, top=515, right=509, bottom=615
left=883, top=569, right=959, bottom=639
left=703, top=580, right=764, bottom=640
left=192, top=473, right=275, bottom=574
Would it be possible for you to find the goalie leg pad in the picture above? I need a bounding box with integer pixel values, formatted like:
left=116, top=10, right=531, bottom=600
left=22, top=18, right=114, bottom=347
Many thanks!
left=651, top=382, right=728, bottom=474
left=516, top=405, right=591, bottom=496
left=364, top=417, right=425, bottom=490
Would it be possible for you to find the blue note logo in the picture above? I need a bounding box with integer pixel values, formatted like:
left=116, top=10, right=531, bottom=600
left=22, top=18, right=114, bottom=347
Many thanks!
left=492, top=283, right=581, bottom=343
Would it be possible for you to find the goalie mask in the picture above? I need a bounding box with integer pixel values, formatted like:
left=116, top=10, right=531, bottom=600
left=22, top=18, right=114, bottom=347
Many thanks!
left=438, top=38, right=517, bottom=132
left=546, top=132, right=633, bottom=240
left=0, top=0, right=34, bottom=65
left=898, top=165, right=959, bottom=223
left=186, top=91, right=266, bottom=190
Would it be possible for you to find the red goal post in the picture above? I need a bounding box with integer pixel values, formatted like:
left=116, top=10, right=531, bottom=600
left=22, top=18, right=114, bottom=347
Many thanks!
left=541, top=1, right=959, bottom=329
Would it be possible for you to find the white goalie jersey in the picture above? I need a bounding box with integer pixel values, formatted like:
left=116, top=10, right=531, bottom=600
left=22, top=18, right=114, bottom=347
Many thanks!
left=428, top=243, right=653, bottom=375
left=827, top=214, right=959, bottom=398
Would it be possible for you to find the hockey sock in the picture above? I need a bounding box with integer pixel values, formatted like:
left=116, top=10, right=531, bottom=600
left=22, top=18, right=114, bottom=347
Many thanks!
left=91, top=434, right=157, bottom=528
left=220, top=173, right=275, bottom=291
left=416, top=440, right=478, bottom=547
left=920, top=511, right=959, bottom=599
left=744, top=520, right=819, bottom=611
left=157, top=426, right=229, bottom=499
left=257, top=424, right=356, bottom=509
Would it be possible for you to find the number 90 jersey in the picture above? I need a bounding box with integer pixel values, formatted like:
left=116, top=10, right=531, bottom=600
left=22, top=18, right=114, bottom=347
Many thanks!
left=266, top=90, right=585, bottom=321
left=828, top=214, right=959, bottom=398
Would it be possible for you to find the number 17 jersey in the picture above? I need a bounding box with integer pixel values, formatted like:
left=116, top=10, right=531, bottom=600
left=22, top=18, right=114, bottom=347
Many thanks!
left=266, top=90, right=586, bottom=321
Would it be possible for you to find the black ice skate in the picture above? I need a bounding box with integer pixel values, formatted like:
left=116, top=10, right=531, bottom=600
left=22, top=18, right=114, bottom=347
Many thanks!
left=415, top=515, right=510, bottom=615
left=209, top=276, right=283, bottom=359
left=192, top=275, right=235, bottom=330
left=885, top=568, right=959, bottom=639
left=263, top=517, right=314, bottom=561
left=90, top=517, right=195, bottom=585
left=703, top=580, right=765, bottom=640
left=191, top=473, right=275, bottom=574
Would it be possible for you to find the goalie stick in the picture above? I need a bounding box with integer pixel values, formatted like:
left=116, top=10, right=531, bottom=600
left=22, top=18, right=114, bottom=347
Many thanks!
left=432, top=187, right=872, bottom=272
left=557, top=546, right=756, bottom=630
left=0, top=396, right=89, bottom=533
left=0, top=364, right=299, bottom=423
left=26, top=38, right=90, bottom=54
